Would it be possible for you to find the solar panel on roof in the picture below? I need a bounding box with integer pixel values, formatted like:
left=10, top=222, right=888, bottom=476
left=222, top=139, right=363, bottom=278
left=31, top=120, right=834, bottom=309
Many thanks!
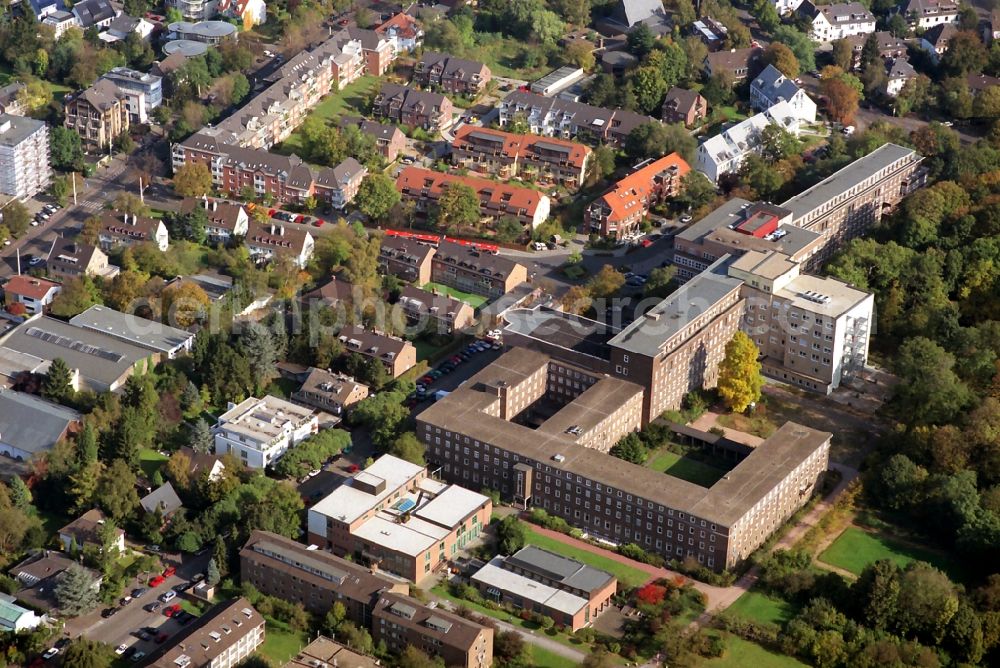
left=25, top=327, right=124, bottom=363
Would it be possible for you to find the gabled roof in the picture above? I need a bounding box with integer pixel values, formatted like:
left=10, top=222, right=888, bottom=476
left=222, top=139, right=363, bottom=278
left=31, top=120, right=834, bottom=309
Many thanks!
left=73, top=0, right=117, bottom=27
left=98, top=212, right=164, bottom=242
left=662, top=87, right=704, bottom=115
left=751, top=65, right=805, bottom=104
left=452, top=125, right=591, bottom=170
left=886, top=57, right=917, bottom=80
left=800, top=0, right=874, bottom=23
left=395, top=166, right=548, bottom=218
left=592, top=153, right=690, bottom=224
left=705, top=47, right=762, bottom=75
left=245, top=221, right=312, bottom=255
left=417, top=52, right=489, bottom=83
left=376, top=12, right=421, bottom=40
left=341, top=116, right=406, bottom=142
left=376, top=83, right=449, bottom=114
left=613, top=0, right=666, bottom=28
left=71, top=79, right=127, bottom=111
left=398, top=285, right=471, bottom=320
left=922, top=23, right=957, bottom=48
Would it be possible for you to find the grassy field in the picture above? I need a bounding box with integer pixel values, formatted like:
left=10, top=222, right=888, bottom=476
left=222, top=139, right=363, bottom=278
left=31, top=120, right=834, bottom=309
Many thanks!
left=278, top=75, right=382, bottom=154
left=716, top=412, right=778, bottom=439
left=725, top=591, right=797, bottom=626
left=704, top=634, right=808, bottom=668
left=646, top=449, right=727, bottom=487
left=413, top=335, right=464, bottom=363
left=138, top=448, right=169, bottom=479
left=524, top=527, right=649, bottom=587
left=530, top=645, right=583, bottom=668
left=258, top=621, right=307, bottom=664
left=818, top=527, right=958, bottom=577
left=420, top=281, right=488, bottom=308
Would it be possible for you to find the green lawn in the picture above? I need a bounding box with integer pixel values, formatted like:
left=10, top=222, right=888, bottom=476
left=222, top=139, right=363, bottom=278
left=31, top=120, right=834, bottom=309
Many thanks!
left=138, top=448, right=169, bottom=479
left=646, top=449, right=727, bottom=488
left=265, top=377, right=300, bottom=399
left=524, top=527, right=649, bottom=588
left=818, top=527, right=958, bottom=577
left=258, top=621, right=307, bottom=664
left=725, top=591, right=797, bottom=626
left=413, top=336, right=464, bottom=363
left=530, top=645, right=582, bottom=668
left=704, top=634, right=808, bottom=668
left=277, top=75, right=382, bottom=154
left=419, top=282, right=488, bottom=309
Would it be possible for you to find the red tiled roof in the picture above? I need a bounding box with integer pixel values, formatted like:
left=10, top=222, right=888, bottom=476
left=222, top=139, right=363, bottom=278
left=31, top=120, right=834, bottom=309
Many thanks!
left=395, top=166, right=545, bottom=217
left=452, top=126, right=591, bottom=170
left=4, top=275, right=60, bottom=300
left=596, top=153, right=690, bottom=224
left=375, top=13, right=420, bottom=40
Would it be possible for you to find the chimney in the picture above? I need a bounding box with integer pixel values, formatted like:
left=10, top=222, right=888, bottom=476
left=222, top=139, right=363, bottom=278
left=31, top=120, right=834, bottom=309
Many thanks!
left=203, top=194, right=209, bottom=209
left=279, top=226, right=285, bottom=236
left=212, top=201, right=217, bottom=211
left=270, top=224, right=276, bottom=235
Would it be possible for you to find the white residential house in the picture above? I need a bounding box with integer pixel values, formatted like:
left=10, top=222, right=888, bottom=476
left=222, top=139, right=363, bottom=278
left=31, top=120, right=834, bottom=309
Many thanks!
left=799, top=1, right=876, bottom=41
left=213, top=395, right=318, bottom=469
left=771, top=0, right=805, bottom=14
left=0, top=596, right=41, bottom=632
left=749, top=65, right=817, bottom=123
left=245, top=223, right=315, bottom=269
left=695, top=100, right=801, bottom=183
left=885, top=57, right=917, bottom=96
left=903, top=0, right=960, bottom=30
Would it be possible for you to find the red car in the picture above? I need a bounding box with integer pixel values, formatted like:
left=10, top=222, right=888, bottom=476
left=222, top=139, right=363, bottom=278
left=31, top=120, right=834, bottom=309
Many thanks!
left=420, top=375, right=433, bottom=385
left=294, top=215, right=305, bottom=224
left=267, top=208, right=277, bottom=217
left=149, top=575, right=165, bottom=587
left=347, top=464, right=359, bottom=473
left=312, top=219, right=324, bottom=227
left=162, top=566, right=176, bottom=578
left=163, top=604, right=182, bottom=617
left=641, top=238, right=653, bottom=248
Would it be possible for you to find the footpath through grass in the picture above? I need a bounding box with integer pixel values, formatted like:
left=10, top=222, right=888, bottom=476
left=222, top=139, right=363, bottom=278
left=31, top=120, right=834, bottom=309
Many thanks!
left=524, top=526, right=649, bottom=588
left=646, top=449, right=727, bottom=487
left=818, top=526, right=959, bottom=577
left=725, top=590, right=798, bottom=626
left=420, top=281, right=488, bottom=308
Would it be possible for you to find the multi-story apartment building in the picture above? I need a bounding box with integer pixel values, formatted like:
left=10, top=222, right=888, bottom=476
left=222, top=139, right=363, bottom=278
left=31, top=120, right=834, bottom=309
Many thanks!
left=373, top=84, right=454, bottom=131
left=291, top=367, right=369, bottom=417
left=885, top=57, right=917, bottom=97
left=728, top=250, right=874, bottom=393
left=97, top=67, right=162, bottom=123
left=308, top=455, right=492, bottom=583
left=672, top=199, right=824, bottom=282
left=212, top=395, right=318, bottom=469
left=0, top=115, right=50, bottom=200
left=607, top=270, right=744, bottom=422
left=245, top=222, right=314, bottom=268
left=375, top=13, right=424, bottom=53
left=471, top=546, right=616, bottom=631
left=336, top=325, right=417, bottom=378
left=147, top=598, right=264, bottom=668
left=451, top=126, right=592, bottom=190
left=379, top=235, right=436, bottom=285
left=63, top=79, right=130, bottom=151
left=240, top=530, right=408, bottom=625
left=498, top=91, right=653, bottom=146
left=661, top=87, right=708, bottom=127
left=372, top=592, right=493, bottom=668
left=45, top=240, right=118, bottom=281
left=903, top=0, right=959, bottom=29
left=845, top=31, right=908, bottom=69
left=430, top=240, right=528, bottom=300
left=779, top=142, right=925, bottom=262
left=413, top=52, right=491, bottom=95
left=417, top=349, right=832, bottom=571
left=167, top=0, right=219, bottom=21
left=395, top=167, right=551, bottom=231
left=317, top=157, right=366, bottom=210
left=398, top=285, right=476, bottom=334
left=696, top=101, right=801, bottom=183
left=799, top=1, right=876, bottom=41
left=341, top=117, right=406, bottom=161
left=97, top=213, right=170, bottom=252
left=179, top=198, right=250, bottom=242
left=749, top=65, right=817, bottom=123
left=346, top=27, right=397, bottom=76
left=585, top=153, right=690, bottom=239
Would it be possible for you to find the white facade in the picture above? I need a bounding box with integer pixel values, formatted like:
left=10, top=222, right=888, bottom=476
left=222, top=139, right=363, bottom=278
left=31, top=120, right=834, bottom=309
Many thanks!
left=169, top=0, right=220, bottom=21
left=695, top=100, right=801, bottom=183
left=729, top=250, right=874, bottom=393
left=772, top=0, right=805, bottom=13
left=904, top=0, right=959, bottom=30
left=0, top=115, right=51, bottom=201
left=749, top=65, right=818, bottom=123
left=804, top=2, right=876, bottom=41
left=884, top=58, right=917, bottom=97
left=213, top=395, right=318, bottom=469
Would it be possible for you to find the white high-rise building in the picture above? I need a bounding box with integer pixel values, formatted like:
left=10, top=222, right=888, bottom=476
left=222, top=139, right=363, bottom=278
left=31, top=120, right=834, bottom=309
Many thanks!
left=0, top=114, right=50, bottom=200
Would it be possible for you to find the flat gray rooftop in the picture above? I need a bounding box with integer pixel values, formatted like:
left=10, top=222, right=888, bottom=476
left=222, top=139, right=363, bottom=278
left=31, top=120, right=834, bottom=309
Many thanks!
left=0, top=390, right=80, bottom=455
left=607, top=271, right=742, bottom=356
left=504, top=307, right=615, bottom=361
left=0, top=114, right=45, bottom=147
left=69, top=305, right=193, bottom=354
left=780, top=143, right=918, bottom=221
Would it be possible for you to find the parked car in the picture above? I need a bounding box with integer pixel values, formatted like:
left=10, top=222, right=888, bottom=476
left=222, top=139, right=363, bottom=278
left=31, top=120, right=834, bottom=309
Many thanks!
left=145, top=601, right=162, bottom=612
left=123, top=647, right=137, bottom=660
left=101, top=608, right=118, bottom=618
left=159, top=590, right=176, bottom=603
left=149, top=575, right=165, bottom=587
left=679, top=214, right=693, bottom=223
left=162, top=566, right=176, bottom=578
left=191, top=573, right=205, bottom=584
left=131, top=587, right=148, bottom=598
left=130, top=652, right=146, bottom=663
left=42, top=648, right=59, bottom=660
left=115, top=644, right=129, bottom=656
left=163, top=603, right=182, bottom=617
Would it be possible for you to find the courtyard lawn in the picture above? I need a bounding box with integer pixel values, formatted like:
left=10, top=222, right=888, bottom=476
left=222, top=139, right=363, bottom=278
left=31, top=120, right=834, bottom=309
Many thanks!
left=419, top=282, right=488, bottom=309
left=138, top=448, right=169, bottom=480
left=257, top=621, right=307, bottom=664
left=524, top=527, right=649, bottom=588
left=704, top=634, right=808, bottom=668
left=646, top=449, right=727, bottom=488
left=818, top=526, right=958, bottom=577
left=725, top=591, right=797, bottom=626
left=277, top=75, right=382, bottom=154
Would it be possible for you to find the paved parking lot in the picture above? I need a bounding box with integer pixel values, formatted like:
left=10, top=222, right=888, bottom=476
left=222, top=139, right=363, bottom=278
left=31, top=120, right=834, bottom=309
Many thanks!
left=63, top=551, right=211, bottom=656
